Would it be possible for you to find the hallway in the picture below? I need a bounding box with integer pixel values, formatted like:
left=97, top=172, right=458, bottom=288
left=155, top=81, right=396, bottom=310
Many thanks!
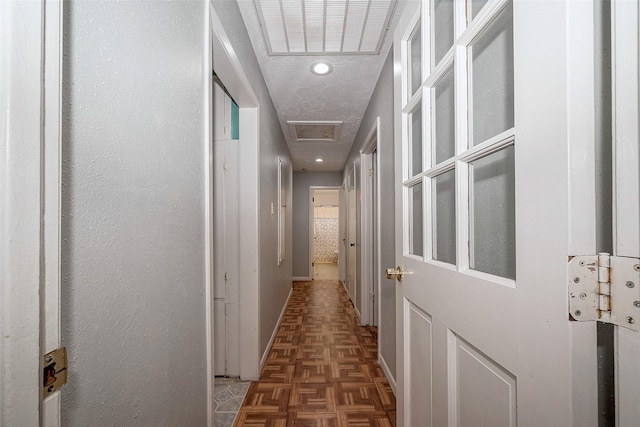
left=235, top=279, right=396, bottom=426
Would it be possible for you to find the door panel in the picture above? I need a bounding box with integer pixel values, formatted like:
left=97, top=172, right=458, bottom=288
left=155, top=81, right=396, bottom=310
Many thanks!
left=393, top=1, right=596, bottom=425
left=406, top=302, right=432, bottom=427
left=453, top=334, right=516, bottom=427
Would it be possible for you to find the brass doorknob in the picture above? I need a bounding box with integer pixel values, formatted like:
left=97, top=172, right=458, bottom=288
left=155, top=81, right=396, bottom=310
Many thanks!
left=385, top=266, right=403, bottom=281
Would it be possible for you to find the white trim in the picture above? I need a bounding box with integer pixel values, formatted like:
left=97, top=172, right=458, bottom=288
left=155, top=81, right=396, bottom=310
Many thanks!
left=379, top=353, right=397, bottom=396
left=204, top=3, right=214, bottom=425
left=238, top=107, right=260, bottom=381
left=277, top=157, right=285, bottom=265
left=565, top=4, right=600, bottom=423
left=1, top=1, right=44, bottom=425
left=292, top=276, right=312, bottom=282
left=42, top=0, right=64, bottom=425
left=359, top=118, right=380, bottom=327
left=612, top=1, right=640, bottom=426
left=259, top=288, right=293, bottom=369
left=612, top=0, right=640, bottom=258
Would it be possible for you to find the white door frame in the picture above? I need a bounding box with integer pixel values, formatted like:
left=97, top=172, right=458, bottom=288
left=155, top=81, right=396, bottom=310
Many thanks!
left=611, top=1, right=640, bottom=424
left=309, top=186, right=341, bottom=280
left=1, top=1, right=50, bottom=425
left=41, top=0, right=64, bottom=425
left=346, top=164, right=359, bottom=310
left=360, top=118, right=381, bottom=326
left=208, top=2, right=261, bottom=386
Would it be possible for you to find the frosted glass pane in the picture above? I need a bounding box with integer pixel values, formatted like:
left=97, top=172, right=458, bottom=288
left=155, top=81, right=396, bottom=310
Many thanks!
left=470, top=0, right=489, bottom=20
left=470, top=146, right=515, bottom=279
left=433, top=170, right=456, bottom=264
left=410, top=183, right=424, bottom=257
left=433, top=0, right=454, bottom=66
left=471, top=3, right=514, bottom=145
left=411, top=106, right=423, bottom=176
left=434, top=67, right=455, bottom=164
left=410, top=24, right=422, bottom=96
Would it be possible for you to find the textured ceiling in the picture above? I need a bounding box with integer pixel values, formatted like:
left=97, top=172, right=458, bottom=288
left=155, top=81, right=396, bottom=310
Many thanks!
left=237, top=0, right=404, bottom=172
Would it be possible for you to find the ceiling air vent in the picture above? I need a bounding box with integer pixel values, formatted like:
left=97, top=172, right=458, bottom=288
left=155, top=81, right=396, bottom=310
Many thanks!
left=288, top=121, right=343, bottom=143
left=254, top=0, right=398, bottom=55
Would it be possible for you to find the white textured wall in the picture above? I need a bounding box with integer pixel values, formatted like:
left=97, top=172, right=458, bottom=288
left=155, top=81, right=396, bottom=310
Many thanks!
left=343, top=51, right=396, bottom=380
left=61, top=2, right=207, bottom=425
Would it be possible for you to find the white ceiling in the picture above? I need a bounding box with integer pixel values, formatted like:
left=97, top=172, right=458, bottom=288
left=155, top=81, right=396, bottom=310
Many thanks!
left=237, top=0, right=405, bottom=172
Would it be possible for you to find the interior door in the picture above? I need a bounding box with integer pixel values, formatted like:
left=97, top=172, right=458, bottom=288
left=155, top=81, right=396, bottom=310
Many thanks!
left=348, top=165, right=357, bottom=304
left=392, top=1, right=596, bottom=425
left=611, top=1, right=640, bottom=424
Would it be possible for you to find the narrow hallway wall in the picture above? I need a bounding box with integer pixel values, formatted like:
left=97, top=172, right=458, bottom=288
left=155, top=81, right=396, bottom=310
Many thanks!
left=61, top=1, right=208, bottom=424
left=213, top=0, right=293, bottom=362
left=342, top=51, right=396, bottom=382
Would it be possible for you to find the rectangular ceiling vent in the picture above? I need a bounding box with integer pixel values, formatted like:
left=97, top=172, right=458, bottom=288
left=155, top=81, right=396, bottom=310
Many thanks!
left=254, top=0, right=398, bottom=55
left=288, top=121, right=343, bottom=143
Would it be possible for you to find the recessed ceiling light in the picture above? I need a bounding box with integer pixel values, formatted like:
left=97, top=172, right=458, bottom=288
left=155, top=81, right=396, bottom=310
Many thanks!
left=315, top=158, right=324, bottom=163
left=311, top=61, right=332, bottom=76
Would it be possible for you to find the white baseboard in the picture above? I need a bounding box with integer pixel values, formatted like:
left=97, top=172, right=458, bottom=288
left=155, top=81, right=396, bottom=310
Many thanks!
left=379, top=354, right=397, bottom=396
left=292, top=276, right=312, bottom=281
left=260, top=287, right=293, bottom=369
left=340, top=280, right=348, bottom=294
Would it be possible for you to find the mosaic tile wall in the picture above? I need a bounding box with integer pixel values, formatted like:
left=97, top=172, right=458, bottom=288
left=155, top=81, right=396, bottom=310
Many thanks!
left=314, top=218, right=339, bottom=263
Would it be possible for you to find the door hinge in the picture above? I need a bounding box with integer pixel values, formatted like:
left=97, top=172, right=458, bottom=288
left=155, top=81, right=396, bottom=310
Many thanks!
left=369, top=168, right=374, bottom=177
left=370, top=292, right=375, bottom=302
left=43, top=347, right=68, bottom=398
left=568, top=253, right=640, bottom=331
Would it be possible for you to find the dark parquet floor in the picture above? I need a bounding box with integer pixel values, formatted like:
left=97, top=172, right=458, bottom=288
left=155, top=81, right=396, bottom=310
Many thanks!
left=235, top=280, right=396, bottom=426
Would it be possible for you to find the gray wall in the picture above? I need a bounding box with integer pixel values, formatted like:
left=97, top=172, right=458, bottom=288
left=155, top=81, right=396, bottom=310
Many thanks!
left=343, top=50, right=396, bottom=380
left=292, top=172, right=343, bottom=278
left=61, top=1, right=207, bottom=425
left=211, top=0, right=293, bottom=358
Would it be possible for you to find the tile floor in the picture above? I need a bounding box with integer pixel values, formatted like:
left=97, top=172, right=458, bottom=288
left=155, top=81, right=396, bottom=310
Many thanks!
left=314, top=262, right=339, bottom=280
left=214, top=377, right=251, bottom=427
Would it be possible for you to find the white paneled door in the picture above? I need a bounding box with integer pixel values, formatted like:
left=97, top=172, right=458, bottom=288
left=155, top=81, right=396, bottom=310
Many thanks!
left=348, top=165, right=358, bottom=305
left=392, top=1, right=599, bottom=425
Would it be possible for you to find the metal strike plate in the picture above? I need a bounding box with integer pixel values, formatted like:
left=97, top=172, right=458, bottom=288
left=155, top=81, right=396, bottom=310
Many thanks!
left=610, top=256, right=640, bottom=331
left=568, top=256, right=600, bottom=322
left=43, top=347, right=68, bottom=398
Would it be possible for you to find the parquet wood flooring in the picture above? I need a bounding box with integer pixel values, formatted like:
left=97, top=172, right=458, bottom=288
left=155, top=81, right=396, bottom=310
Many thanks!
left=235, top=280, right=396, bottom=426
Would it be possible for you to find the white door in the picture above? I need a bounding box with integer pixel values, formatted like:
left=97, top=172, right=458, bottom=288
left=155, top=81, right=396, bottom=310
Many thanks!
left=611, top=1, right=640, bottom=424
left=392, top=1, right=597, bottom=425
left=348, top=165, right=358, bottom=304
